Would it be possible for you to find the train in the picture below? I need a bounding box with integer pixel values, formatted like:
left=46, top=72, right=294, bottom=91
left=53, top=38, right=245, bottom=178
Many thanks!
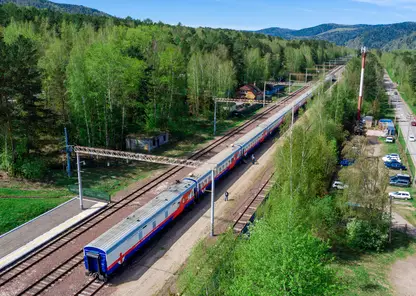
left=83, top=70, right=338, bottom=281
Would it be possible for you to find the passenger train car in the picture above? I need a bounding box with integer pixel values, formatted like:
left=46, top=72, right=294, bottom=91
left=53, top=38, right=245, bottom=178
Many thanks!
left=83, top=69, right=339, bottom=280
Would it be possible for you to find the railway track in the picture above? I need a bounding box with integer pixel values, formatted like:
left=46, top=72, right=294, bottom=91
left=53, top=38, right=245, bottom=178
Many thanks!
left=233, top=172, right=275, bottom=233
left=64, top=70, right=345, bottom=296
left=0, top=72, right=327, bottom=295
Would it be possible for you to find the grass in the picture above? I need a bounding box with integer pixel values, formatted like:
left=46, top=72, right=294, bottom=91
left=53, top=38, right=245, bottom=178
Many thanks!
left=333, top=233, right=416, bottom=296
left=51, top=163, right=156, bottom=197
left=0, top=187, right=71, bottom=198
left=0, top=197, right=70, bottom=235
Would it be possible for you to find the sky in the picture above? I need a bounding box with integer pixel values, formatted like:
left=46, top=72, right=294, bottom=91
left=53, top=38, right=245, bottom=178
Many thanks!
left=52, top=0, right=416, bottom=30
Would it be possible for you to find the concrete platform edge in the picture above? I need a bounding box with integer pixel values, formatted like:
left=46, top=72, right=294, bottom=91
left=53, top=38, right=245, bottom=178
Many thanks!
left=0, top=197, right=77, bottom=240
left=0, top=201, right=107, bottom=272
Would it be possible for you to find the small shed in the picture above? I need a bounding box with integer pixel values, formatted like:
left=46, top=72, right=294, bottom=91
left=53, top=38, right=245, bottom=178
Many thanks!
left=126, top=132, right=169, bottom=152
left=379, top=119, right=395, bottom=136
left=363, top=116, right=373, bottom=128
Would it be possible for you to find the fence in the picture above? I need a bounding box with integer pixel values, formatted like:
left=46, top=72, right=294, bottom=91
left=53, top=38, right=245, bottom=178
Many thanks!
left=67, top=185, right=110, bottom=202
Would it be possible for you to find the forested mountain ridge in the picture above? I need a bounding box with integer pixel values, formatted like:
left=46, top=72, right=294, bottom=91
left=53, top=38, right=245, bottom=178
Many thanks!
left=257, top=22, right=416, bottom=50
left=0, top=0, right=109, bottom=16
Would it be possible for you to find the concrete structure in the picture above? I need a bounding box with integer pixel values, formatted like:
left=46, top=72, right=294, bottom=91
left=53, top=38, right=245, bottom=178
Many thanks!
left=0, top=198, right=106, bottom=270
left=126, top=132, right=169, bottom=152
left=379, top=119, right=395, bottom=136
left=363, top=115, right=373, bottom=128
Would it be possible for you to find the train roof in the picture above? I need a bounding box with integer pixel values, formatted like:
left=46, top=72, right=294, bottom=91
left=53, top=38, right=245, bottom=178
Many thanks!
left=85, top=179, right=195, bottom=253
left=233, top=126, right=264, bottom=148
left=187, top=145, right=239, bottom=180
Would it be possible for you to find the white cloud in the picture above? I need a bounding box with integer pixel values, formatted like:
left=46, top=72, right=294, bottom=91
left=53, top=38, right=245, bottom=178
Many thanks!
left=353, top=0, right=416, bottom=6
left=403, top=5, right=416, bottom=10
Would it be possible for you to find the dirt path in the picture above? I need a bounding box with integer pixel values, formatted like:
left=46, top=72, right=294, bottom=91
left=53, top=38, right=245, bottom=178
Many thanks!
left=390, top=255, right=416, bottom=296
left=389, top=212, right=416, bottom=296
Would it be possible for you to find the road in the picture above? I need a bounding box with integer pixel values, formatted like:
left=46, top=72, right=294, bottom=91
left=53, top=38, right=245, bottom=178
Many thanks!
left=384, top=72, right=416, bottom=169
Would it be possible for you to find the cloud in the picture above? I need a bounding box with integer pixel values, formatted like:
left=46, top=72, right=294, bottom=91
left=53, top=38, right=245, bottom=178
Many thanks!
left=403, top=5, right=416, bottom=10
left=353, top=0, right=416, bottom=6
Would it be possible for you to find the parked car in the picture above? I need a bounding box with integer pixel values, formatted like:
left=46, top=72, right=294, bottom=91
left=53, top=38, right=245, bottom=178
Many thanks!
left=390, top=174, right=411, bottom=182
left=382, top=154, right=401, bottom=163
left=409, top=135, right=416, bottom=142
left=385, top=136, right=395, bottom=143
left=389, top=179, right=410, bottom=187
left=332, top=181, right=348, bottom=190
left=388, top=191, right=411, bottom=200
left=385, top=161, right=407, bottom=170
left=340, top=159, right=355, bottom=166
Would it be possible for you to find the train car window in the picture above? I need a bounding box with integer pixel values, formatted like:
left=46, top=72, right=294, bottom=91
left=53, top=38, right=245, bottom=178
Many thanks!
left=165, top=211, right=168, bottom=219
left=139, top=231, right=143, bottom=240
left=152, top=221, right=156, bottom=229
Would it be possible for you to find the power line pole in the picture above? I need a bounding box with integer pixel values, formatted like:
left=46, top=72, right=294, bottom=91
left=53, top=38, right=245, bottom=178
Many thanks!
left=263, top=80, right=266, bottom=108
left=213, top=100, right=217, bottom=136
left=76, top=152, right=83, bottom=210
left=210, top=168, right=216, bottom=236
left=64, top=127, right=71, bottom=177
left=406, top=114, right=411, bottom=154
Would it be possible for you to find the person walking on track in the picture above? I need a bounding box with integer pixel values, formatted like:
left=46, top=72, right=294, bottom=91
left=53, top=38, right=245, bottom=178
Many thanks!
left=251, top=154, right=256, bottom=164
left=224, top=191, right=229, bottom=201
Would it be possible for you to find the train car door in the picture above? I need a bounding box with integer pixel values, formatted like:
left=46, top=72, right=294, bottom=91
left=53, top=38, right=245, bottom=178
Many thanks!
left=85, top=252, right=106, bottom=280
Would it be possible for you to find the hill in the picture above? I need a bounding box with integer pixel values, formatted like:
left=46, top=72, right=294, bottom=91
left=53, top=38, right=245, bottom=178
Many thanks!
left=257, top=22, right=416, bottom=50
left=0, top=0, right=109, bottom=16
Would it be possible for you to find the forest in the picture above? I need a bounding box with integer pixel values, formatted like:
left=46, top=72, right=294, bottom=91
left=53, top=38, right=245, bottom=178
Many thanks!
left=0, top=3, right=350, bottom=179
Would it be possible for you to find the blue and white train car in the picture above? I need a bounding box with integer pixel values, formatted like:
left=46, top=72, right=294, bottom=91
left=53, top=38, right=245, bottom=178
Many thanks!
left=185, top=145, right=242, bottom=195
left=83, top=180, right=196, bottom=279
left=233, top=126, right=267, bottom=157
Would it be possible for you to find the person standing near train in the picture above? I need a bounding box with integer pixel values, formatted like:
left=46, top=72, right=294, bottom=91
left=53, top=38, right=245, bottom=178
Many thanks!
left=251, top=154, right=256, bottom=164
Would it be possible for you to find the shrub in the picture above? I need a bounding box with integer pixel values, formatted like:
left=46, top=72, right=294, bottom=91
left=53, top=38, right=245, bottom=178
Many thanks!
left=346, top=218, right=389, bottom=252
left=17, top=157, right=48, bottom=179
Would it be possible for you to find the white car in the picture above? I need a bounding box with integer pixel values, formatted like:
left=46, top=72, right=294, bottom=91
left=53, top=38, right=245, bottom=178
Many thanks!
left=409, top=135, right=416, bottom=142
left=332, top=181, right=348, bottom=190
left=388, top=191, right=411, bottom=200
left=386, top=137, right=394, bottom=143
left=382, top=154, right=401, bottom=163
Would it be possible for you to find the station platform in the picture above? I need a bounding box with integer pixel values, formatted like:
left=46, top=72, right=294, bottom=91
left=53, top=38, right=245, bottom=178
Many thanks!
left=0, top=197, right=107, bottom=270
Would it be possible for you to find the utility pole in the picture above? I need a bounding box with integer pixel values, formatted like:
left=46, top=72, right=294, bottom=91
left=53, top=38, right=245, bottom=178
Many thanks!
left=305, top=68, right=308, bottom=83
left=64, top=127, right=71, bottom=177
left=357, top=46, right=367, bottom=120
left=289, top=73, right=292, bottom=94
left=210, top=168, right=216, bottom=236
left=263, top=81, right=266, bottom=108
left=406, top=114, right=411, bottom=154
left=389, top=195, right=392, bottom=244
left=76, top=152, right=83, bottom=210
left=213, top=100, right=217, bottom=136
